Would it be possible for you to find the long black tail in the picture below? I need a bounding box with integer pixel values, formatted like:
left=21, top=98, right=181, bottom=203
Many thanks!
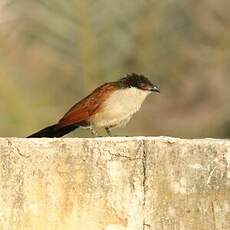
left=27, top=124, right=79, bottom=138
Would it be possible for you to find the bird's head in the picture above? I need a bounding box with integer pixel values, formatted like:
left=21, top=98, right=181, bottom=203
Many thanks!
left=117, top=73, right=160, bottom=93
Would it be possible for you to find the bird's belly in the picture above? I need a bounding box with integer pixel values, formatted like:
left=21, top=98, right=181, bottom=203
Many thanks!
left=91, top=88, right=149, bottom=128
left=91, top=107, right=134, bottom=128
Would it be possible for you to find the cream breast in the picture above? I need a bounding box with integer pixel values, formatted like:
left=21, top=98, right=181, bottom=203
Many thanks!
left=91, top=87, right=150, bottom=128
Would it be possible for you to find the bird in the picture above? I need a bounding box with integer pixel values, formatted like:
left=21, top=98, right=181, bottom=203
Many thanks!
left=27, top=73, right=160, bottom=138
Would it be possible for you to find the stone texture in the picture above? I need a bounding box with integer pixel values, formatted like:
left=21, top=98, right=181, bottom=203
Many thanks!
left=0, top=137, right=229, bottom=230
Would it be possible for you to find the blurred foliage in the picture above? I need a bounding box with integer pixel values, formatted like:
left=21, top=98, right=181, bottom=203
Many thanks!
left=0, top=0, right=230, bottom=138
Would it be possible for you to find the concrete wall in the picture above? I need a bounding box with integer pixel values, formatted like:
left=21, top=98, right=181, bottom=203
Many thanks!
left=0, top=137, right=229, bottom=230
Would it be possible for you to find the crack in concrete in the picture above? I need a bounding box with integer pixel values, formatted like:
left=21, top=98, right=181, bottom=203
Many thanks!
left=107, top=142, right=144, bottom=161
left=211, top=201, right=216, bottom=230
left=142, top=140, right=151, bottom=230
left=108, top=152, right=142, bottom=161
left=142, top=140, right=147, bottom=208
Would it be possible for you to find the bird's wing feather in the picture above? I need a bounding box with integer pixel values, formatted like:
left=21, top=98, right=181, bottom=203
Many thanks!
left=58, top=83, right=118, bottom=127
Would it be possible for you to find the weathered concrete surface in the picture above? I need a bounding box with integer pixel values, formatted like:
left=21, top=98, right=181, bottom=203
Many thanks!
left=0, top=137, right=229, bottom=230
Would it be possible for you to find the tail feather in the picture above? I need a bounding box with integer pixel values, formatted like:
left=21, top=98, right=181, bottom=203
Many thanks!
left=27, top=124, right=79, bottom=138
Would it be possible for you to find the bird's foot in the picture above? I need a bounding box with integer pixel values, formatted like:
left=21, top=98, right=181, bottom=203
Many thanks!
left=105, top=127, right=113, bottom=137
left=90, top=127, right=98, bottom=137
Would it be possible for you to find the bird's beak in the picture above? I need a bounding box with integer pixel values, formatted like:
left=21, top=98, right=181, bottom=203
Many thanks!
left=150, top=85, right=160, bottom=93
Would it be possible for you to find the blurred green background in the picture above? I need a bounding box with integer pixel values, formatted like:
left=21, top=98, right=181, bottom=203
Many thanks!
left=0, top=0, right=230, bottom=138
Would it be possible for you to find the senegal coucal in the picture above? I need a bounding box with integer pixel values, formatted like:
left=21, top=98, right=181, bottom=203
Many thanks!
left=28, top=73, right=160, bottom=138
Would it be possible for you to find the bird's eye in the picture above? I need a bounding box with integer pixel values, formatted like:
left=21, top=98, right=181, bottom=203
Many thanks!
left=139, top=83, right=146, bottom=89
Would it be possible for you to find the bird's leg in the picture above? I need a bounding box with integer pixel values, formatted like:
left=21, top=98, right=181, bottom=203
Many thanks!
left=90, top=127, right=97, bottom=137
left=105, top=127, right=112, bottom=137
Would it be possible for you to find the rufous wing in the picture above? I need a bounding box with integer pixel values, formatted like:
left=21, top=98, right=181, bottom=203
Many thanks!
left=58, top=83, right=118, bottom=127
